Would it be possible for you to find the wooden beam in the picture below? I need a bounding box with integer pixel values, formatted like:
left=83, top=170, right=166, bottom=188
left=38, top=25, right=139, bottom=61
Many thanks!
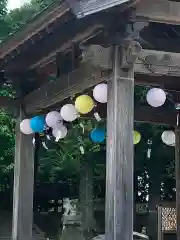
left=12, top=106, right=34, bottom=240
left=24, top=61, right=109, bottom=114
left=136, top=0, right=180, bottom=25
left=29, top=24, right=103, bottom=70
left=105, top=44, right=135, bottom=240
left=83, top=45, right=180, bottom=77
left=81, top=105, right=176, bottom=126
left=135, top=74, right=180, bottom=92
left=134, top=106, right=176, bottom=126
left=136, top=49, right=180, bottom=77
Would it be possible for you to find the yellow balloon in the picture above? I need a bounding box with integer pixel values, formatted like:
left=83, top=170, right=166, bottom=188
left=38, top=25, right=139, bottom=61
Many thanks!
left=133, top=130, right=141, bottom=145
left=75, top=95, right=94, bottom=114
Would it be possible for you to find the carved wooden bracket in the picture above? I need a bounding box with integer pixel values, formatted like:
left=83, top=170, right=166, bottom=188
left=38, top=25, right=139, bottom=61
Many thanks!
left=120, top=40, right=142, bottom=70
left=82, top=41, right=142, bottom=70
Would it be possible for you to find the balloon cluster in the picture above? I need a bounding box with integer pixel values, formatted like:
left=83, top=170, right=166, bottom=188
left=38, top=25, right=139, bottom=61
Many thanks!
left=20, top=83, right=108, bottom=143
left=20, top=111, right=68, bottom=141
left=20, top=116, right=45, bottom=135
left=22, top=84, right=175, bottom=147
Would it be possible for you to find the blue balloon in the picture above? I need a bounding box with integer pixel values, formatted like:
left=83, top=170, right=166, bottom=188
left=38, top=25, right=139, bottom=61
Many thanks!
left=30, top=116, right=45, bottom=133
left=90, top=128, right=105, bottom=143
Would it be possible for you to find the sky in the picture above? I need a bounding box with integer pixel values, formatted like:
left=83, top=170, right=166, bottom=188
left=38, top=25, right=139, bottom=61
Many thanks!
left=7, top=0, right=30, bottom=10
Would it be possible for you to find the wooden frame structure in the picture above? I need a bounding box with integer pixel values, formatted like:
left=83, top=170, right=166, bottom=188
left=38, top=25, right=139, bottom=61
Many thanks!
left=2, top=0, right=180, bottom=240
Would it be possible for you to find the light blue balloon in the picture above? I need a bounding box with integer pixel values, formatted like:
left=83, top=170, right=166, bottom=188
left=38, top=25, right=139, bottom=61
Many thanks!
left=90, top=128, right=105, bottom=143
left=30, top=116, right=45, bottom=133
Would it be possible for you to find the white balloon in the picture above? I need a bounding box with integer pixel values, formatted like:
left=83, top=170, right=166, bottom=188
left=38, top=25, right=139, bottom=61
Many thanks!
left=93, top=83, right=107, bottom=103
left=46, top=111, right=62, bottom=128
left=60, top=104, right=78, bottom=122
left=53, top=121, right=63, bottom=129
left=146, top=88, right=166, bottom=107
left=52, top=125, right=68, bottom=139
left=20, top=119, right=33, bottom=135
left=161, top=130, right=175, bottom=146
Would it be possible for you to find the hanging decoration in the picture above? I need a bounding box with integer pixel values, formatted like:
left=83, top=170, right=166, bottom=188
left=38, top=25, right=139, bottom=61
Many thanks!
left=19, top=83, right=174, bottom=152
left=52, top=125, right=68, bottom=141
left=75, top=95, right=94, bottom=114
left=90, top=128, right=106, bottom=143
left=45, top=111, right=62, bottom=128
left=94, top=112, right=102, bottom=122
left=93, top=83, right=107, bottom=103
left=147, top=139, right=152, bottom=159
left=30, top=116, right=45, bottom=133
left=133, top=130, right=141, bottom=145
left=60, top=104, right=79, bottom=122
left=79, top=145, right=85, bottom=154
left=146, top=88, right=166, bottom=107
left=161, top=130, right=175, bottom=146
left=20, top=119, right=33, bottom=135
left=32, top=133, right=49, bottom=150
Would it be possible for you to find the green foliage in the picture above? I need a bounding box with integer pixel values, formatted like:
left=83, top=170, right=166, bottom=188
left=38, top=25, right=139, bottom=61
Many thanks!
left=31, top=0, right=54, bottom=9
left=5, top=4, right=39, bottom=31
left=0, top=85, right=15, bottom=191
left=38, top=120, right=105, bottom=184
left=3, top=0, right=54, bottom=37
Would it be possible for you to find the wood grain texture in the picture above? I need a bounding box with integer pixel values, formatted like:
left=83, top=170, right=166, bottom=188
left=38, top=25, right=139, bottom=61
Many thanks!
left=157, top=207, right=163, bottom=240
left=12, top=106, right=34, bottom=240
left=105, top=45, right=134, bottom=240
left=80, top=157, right=95, bottom=239
left=29, top=25, right=103, bottom=70
left=136, top=0, right=180, bottom=25
left=175, top=125, right=180, bottom=240
left=24, top=61, right=108, bottom=114
left=83, top=45, right=180, bottom=77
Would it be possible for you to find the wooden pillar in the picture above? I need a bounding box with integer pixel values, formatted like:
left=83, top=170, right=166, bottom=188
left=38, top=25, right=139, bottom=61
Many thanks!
left=175, top=124, right=180, bottom=240
left=80, top=157, right=94, bottom=239
left=12, top=106, right=35, bottom=240
left=33, top=133, right=40, bottom=213
left=157, top=206, right=163, bottom=240
left=105, top=42, right=141, bottom=240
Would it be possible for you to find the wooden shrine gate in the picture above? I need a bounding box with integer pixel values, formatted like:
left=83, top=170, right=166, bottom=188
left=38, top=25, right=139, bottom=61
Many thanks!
left=1, top=0, right=180, bottom=240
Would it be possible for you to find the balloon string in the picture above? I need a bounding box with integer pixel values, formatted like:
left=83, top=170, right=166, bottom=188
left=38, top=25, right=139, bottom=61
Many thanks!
left=55, top=136, right=60, bottom=142
left=79, top=122, right=85, bottom=134
left=94, top=112, right=101, bottom=122
left=42, top=141, right=49, bottom=150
